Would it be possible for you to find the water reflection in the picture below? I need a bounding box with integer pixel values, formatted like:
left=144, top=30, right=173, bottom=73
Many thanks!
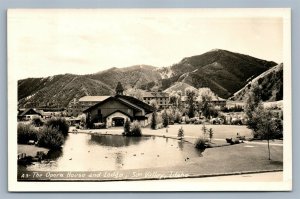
left=89, top=134, right=147, bottom=147
left=21, top=133, right=205, bottom=171
left=178, top=140, right=184, bottom=151
left=46, top=149, right=63, bottom=160
left=115, top=152, right=124, bottom=169
left=195, top=148, right=205, bottom=157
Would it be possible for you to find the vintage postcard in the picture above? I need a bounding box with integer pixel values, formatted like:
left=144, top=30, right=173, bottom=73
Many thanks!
left=8, top=8, right=292, bottom=191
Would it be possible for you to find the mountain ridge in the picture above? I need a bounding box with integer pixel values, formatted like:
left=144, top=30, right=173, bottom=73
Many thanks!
left=18, top=49, right=280, bottom=108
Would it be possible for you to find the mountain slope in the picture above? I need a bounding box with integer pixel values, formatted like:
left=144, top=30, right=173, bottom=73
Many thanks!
left=18, top=74, right=114, bottom=108
left=230, top=63, right=283, bottom=102
left=157, top=49, right=277, bottom=98
left=164, top=82, right=198, bottom=94
left=18, top=49, right=280, bottom=108
left=87, top=64, right=162, bottom=89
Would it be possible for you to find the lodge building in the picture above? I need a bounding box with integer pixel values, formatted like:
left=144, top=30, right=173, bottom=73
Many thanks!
left=142, top=91, right=170, bottom=109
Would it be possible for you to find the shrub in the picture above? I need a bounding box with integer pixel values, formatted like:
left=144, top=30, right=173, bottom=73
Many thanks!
left=234, top=138, right=240, bottom=144
left=231, top=119, right=243, bottom=125
left=185, top=118, right=191, bottom=124
left=178, top=127, right=184, bottom=139
left=157, top=123, right=163, bottom=129
left=93, top=122, right=106, bottom=129
left=174, top=110, right=182, bottom=123
left=226, top=138, right=233, bottom=144
left=157, top=112, right=163, bottom=125
left=167, top=108, right=175, bottom=124
left=194, top=138, right=207, bottom=150
left=190, top=118, right=196, bottom=124
left=38, top=126, right=65, bottom=149
left=17, top=123, right=39, bottom=144
left=225, top=138, right=240, bottom=145
left=45, top=117, right=69, bottom=136
left=194, top=120, right=202, bottom=125
left=31, top=117, right=44, bottom=127
left=126, top=121, right=142, bottom=137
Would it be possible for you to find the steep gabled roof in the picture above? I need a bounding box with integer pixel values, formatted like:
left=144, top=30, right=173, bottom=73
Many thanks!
left=18, top=108, right=42, bottom=117
left=116, top=95, right=155, bottom=114
left=83, top=96, right=154, bottom=114
left=143, top=92, right=169, bottom=98
left=79, top=96, right=110, bottom=102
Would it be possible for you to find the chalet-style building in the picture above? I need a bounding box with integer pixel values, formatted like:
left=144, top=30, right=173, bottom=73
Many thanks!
left=142, top=91, right=170, bottom=109
left=67, top=83, right=133, bottom=117
left=18, top=108, right=43, bottom=121
left=83, top=82, right=155, bottom=128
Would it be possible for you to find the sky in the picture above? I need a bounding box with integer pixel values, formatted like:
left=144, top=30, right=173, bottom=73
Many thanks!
left=8, top=9, right=284, bottom=80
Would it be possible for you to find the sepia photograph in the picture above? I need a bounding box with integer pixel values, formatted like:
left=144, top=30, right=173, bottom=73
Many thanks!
left=7, top=8, right=292, bottom=191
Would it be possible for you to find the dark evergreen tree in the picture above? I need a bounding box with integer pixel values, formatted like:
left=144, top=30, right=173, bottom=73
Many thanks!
left=151, top=111, right=157, bottom=129
left=124, top=118, right=131, bottom=134
left=162, top=109, right=169, bottom=127
left=115, top=81, right=124, bottom=95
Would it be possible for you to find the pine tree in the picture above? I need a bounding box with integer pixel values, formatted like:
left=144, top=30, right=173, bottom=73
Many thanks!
left=124, top=118, right=131, bottom=134
left=185, top=88, right=197, bottom=118
left=151, top=111, right=157, bottom=129
left=162, top=109, right=169, bottom=127
left=178, top=127, right=184, bottom=139
left=202, top=124, right=207, bottom=138
left=208, top=128, right=213, bottom=142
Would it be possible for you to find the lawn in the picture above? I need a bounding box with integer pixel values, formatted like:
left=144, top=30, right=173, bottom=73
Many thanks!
left=125, top=142, right=283, bottom=180
left=142, top=124, right=253, bottom=139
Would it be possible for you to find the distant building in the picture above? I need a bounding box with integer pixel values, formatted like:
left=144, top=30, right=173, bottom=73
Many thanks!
left=18, top=108, right=43, bottom=121
left=226, top=100, right=246, bottom=109
left=208, top=99, right=227, bottom=107
left=142, top=91, right=170, bottom=109
left=66, top=98, right=80, bottom=116
left=66, top=82, right=125, bottom=116
left=66, top=96, right=110, bottom=116
left=181, top=96, right=226, bottom=108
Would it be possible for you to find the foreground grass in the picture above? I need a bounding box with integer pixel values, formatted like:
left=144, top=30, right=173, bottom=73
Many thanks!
left=100, top=143, right=283, bottom=181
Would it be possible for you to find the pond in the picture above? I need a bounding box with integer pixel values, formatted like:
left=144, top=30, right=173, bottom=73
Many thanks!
left=21, top=133, right=204, bottom=171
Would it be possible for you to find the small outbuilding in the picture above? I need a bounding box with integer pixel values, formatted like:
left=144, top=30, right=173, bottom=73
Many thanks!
left=18, top=108, right=43, bottom=121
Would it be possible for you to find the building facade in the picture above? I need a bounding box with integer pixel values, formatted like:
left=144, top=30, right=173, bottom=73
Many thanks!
left=142, top=92, right=170, bottom=109
left=66, top=96, right=110, bottom=116
left=84, top=95, right=154, bottom=128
